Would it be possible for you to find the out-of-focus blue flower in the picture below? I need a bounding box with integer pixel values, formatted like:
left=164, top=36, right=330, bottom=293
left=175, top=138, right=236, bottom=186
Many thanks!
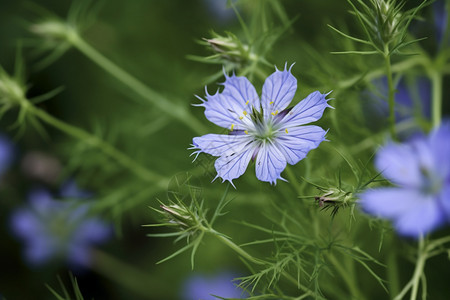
left=181, top=272, right=247, bottom=300
left=360, top=122, right=450, bottom=237
left=204, top=0, right=236, bottom=24
left=10, top=185, right=111, bottom=267
left=364, top=76, right=431, bottom=131
left=0, top=134, right=14, bottom=177
left=191, top=64, right=331, bottom=185
left=433, top=0, right=448, bottom=46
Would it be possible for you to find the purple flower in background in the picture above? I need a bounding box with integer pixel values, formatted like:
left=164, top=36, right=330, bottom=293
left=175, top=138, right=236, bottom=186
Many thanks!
left=10, top=185, right=111, bottom=267
left=191, top=64, right=331, bottom=185
left=434, top=0, right=448, bottom=45
left=365, top=76, right=431, bottom=124
left=181, top=272, right=247, bottom=300
left=0, top=134, right=14, bottom=176
left=360, top=122, right=450, bottom=237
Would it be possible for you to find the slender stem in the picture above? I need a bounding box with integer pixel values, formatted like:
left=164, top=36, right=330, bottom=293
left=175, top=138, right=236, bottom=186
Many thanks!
left=409, top=236, right=427, bottom=300
left=384, top=48, right=397, bottom=140
left=430, top=70, right=442, bottom=128
left=26, top=102, right=168, bottom=187
left=212, top=231, right=265, bottom=265
left=67, top=34, right=206, bottom=135
left=327, top=253, right=366, bottom=300
left=387, top=246, right=400, bottom=298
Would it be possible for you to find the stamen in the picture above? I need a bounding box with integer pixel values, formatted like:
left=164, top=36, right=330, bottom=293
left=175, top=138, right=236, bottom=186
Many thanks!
left=244, top=130, right=248, bottom=134
left=239, top=116, right=243, bottom=120
left=269, top=101, right=274, bottom=105
left=243, top=110, right=247, bottom=116
left=285, top=128, right=288, bottom=134
left=231, top=124, right=235, bottom=131
left=271, top=110, right=279, bottom=116
left=245, top=100, right=249, bottom=105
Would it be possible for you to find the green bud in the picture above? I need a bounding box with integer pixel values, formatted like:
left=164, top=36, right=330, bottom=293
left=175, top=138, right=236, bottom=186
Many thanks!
left=160, top=204, right=197, bottom=229
left=315, top=187, right=355, bottom=208
left=0, top=68, right=26, bottom=108
left=30, top=19, right=77, bottom=43
left=204, top=32, right=253, bottom=63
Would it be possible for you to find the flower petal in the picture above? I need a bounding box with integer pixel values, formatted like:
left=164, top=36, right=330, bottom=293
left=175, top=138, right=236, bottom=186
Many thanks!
left=429, top=121, right=450, bottom=179
left=375, top=142, right=426, bottom=187
left=261, top=64, right=297, bottom=119
left=192, top=134, right=252, bottom=159
left=394, top=199, right=444, bottom=237
left=275, top=125, right=326, bottom=165
left=255, top=142, right=287, bottom=184
left=360, top=187, right=422, bottom=218
left=278, top=91, right=331, bottom=127
left=360, top=187, right=445, bottom=237
left=214, top=143, right=255, bottom=184
left=196, top=74, right=259, bottom=130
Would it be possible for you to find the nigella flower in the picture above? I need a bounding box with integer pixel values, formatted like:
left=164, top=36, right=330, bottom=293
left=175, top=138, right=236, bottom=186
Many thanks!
left=181, top=271, right=247, bottom=300
left=191, top=64, right=331, bottom=185
left=10, top=185, right=111, bottom=267
left=360, top=122, right=450, bottom=237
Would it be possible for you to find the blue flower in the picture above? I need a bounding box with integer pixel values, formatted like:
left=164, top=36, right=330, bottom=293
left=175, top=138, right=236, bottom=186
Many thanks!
left=10, top=185, right=111, bottom=267
left=360, top=122, right=450, bottom=237
left=433, top=0, right=448, bottom=46
left=0, top=133, right=14, bottom=177
left=191, top=64, right=331, bottom=185
left=181, top=271, right=247, bottom=300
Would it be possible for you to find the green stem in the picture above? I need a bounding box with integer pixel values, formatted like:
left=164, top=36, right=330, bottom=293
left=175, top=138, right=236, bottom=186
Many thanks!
left=328, top=253, right=366, bottom=300
left=384, top=48, right=397, bottom=140
left=212, top=231, right=265, bottom=265
left=387, top=246, right=400, bottom=298
left=26, top=103, right=168, bottom=187
left=430, top=70, right=442, bottom=128
left=409, top=236, right=427, bottom=300
left=68, top=34, right=206, bottom=135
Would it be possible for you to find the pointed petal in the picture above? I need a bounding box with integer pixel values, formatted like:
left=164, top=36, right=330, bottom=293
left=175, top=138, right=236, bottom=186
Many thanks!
left=261, top=64, right=297, bottom=119
left=222, top=73, right=260, bottom=111
left=278, top=91, right=331, bottom=127
left=275, top=125, right=326, bottom=165
left=192, top=134, right=252, bottom=158
left=214, top=143, right=255, bottom=184
left=197, top=74, right=259, bottom=130
left=255, top=142, right=287, bottom=184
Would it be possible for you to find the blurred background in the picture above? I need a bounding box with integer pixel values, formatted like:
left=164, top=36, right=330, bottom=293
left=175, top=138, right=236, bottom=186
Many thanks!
left=0, top=0, right=449, bottom=299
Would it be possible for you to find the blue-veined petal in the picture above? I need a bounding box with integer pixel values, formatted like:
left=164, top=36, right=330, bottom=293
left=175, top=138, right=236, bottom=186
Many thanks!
left=195, top=74, right=259, bottom=130
left=222, top=73, right=260, bottom=111
left=191, top=134, right=252, bottom=159
left=275, top=125, right=326, bottom=165
left=214, top=142, right=256, bottom=185
left=255, top=141, right=287, bottom=184
left=261, top=64, right=297, bottom=119
left=278, top=91, right=331, bottom=127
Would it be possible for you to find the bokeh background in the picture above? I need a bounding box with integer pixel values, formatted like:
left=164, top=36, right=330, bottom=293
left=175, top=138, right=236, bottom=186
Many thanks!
left=0, top=0, right=449, bottom=299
